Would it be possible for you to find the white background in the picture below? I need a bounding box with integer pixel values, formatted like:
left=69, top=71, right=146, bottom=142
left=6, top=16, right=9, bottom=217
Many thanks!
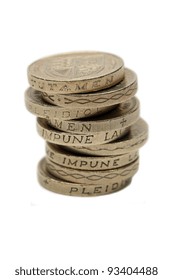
left=0, top=0, right=172, bottom=279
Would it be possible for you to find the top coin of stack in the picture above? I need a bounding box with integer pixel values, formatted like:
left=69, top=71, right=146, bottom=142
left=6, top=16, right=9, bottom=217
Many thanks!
left=25, top=51, right=148, bottom=196
left=28, top=51, right=124, bottom=94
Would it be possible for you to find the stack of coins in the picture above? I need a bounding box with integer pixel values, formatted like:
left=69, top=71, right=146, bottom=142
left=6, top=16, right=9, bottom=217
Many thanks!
left=25, top=51, right=148, bottom=196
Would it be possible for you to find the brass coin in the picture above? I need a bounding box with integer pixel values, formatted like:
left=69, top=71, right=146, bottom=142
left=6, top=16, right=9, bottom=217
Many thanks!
left=46, top=157, right=139, bottom=184
left=42, top=68, right=137, bottom=107
left=49, top=97, right=140, bottom=133
left=37, top=117, right=128, bottom=146
left=46, top=142, right=139, bottom=170
left=25, top=87, right=115, bottom=120
left=64, top=118, right=148, bottom=156
left=28, top=51, right=124, bottom=94
left=38, top=158, right=132, bottom=196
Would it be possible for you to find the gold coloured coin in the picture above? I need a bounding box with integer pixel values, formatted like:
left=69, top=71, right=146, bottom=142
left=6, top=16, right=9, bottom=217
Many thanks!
left=49, top=97, right=140, bottom=133
left=28, top=51, right=124, bottom=94
left=46, top=157, right=139, bottom=184
left=64, top=118, right=148, bottom=156
left=38, top=158, right=132, bottom=196
left=46, top=143, right=139, bottom=170
left=42, top=68, right=137, bottom=107
left=37, top=117, right=128, bottom=146
left=25, top=87, right=115, bottom=120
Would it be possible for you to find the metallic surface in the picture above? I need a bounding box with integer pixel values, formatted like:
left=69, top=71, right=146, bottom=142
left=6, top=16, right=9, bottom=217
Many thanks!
left=46, top=143, right=139, bottom=170
left=25, top=87, right=115, bottom=120
left=41, top=68, right=137, bottom=107
left=48, top=97, right=140, bottom=133
left=46, top=157, right=139, bottom=184
left=37, top=117, right=128, bottom=146
left=25, top=51, right=148, bottom=196
left=38, top=158, right=132, bottom=196
left=64, top=118, right=148, bottom=156
left=28, top=51, right=124, bottom=94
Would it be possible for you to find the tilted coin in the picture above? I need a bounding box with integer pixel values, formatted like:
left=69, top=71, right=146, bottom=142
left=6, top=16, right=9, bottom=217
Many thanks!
left=37, top=117, right=128, bottom=146
left=49, top=97, right=140, bottom=133
left=46, top=142, right=139, bottom=170
left=63, top=118, right=148, bottom=156
left=25, top=87, right=115, bottom=120
left=38, top=158, right=132, bottom=196
left=46, top=157, right=139, bottom=184
left=42, top=68, right=137, bottom=107
left=28, top=51, right=124, bottom=94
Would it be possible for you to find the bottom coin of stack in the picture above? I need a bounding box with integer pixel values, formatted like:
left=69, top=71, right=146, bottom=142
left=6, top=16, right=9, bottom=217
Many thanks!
left=25, top=51, right=148, bottom=196
left=38, top=158, right=133, bottom=196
